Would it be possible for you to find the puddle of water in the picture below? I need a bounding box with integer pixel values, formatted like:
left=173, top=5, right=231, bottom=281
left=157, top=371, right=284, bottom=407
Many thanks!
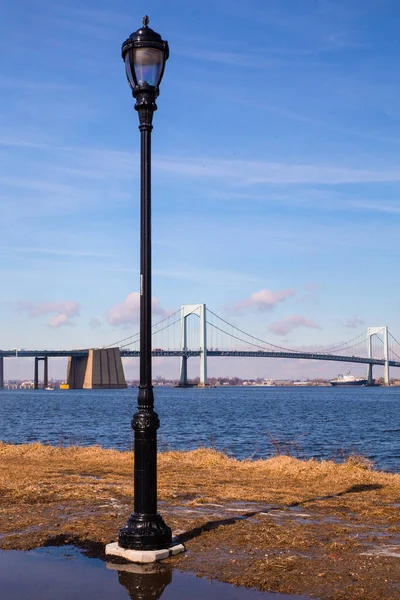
left=0, top=546, right=312, bottom=600
left=163, top=502, right=274, bottom=523
left=361, top=545, right=400, bottom=558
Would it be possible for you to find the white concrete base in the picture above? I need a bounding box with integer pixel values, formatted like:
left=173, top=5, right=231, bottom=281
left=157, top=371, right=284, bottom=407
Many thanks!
left=105, top=540, right=185, bottom=564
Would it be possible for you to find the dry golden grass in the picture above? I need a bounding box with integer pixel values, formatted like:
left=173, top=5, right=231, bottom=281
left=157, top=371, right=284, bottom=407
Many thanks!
left=1, top=443, right=399, bottom=599
left=1, top=442, right=399, bottom=509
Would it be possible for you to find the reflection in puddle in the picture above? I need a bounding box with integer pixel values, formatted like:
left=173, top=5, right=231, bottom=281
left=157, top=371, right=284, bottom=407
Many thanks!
left=0, top=546, right=312, bottom=599
left=116, top=567, right=172, bottom=600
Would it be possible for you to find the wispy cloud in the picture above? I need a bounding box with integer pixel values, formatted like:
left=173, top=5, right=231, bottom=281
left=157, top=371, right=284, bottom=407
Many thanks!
left=153, top=156, right=400, bottom=186
left=322, top=31, right=364, bottom=50
left=107, top=265, right=261, bottom=287
left=349, top=201, right=400, bottom=215
left=14, top=247, right=111, bottom=259
left=345, top=316, right=365, bottom=329
left=0, top=138, right=51, bottom=150
left=0, top=175, right=74, bottom=195
left=176, top=46, right=303, bottom=69
left=0, top=77, right=77, bottom=91
left=106, top=292, right=169, bottom=327
left=297, top=282, right=322, bottom=305
left=269, top=315, right=322, bottom=336
left=227, top=288, right=296, bottom=314
left=14, top=300, right=81, bottom=328
left=4, top=137, right=400, bottom=192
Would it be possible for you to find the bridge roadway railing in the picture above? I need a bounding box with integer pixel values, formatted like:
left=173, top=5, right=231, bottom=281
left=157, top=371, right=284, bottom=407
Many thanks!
left=0, top=350, right=89, bottom=358
left=1, top=349, right=400, bottom=368
left=122, top=349, right=400, bottom=367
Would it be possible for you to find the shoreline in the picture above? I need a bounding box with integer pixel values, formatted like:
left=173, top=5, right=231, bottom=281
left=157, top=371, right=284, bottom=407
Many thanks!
left=1, top=443, right=399, bottom=599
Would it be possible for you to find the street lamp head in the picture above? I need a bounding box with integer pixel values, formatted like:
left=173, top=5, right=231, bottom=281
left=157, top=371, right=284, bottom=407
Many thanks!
left=122, top=16, right=169, bottom=96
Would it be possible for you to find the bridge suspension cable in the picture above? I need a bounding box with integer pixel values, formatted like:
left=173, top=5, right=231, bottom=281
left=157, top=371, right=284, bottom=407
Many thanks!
left=103, top=308, right=181, bottom=349
left=319, top=331, right=368, bottom=355
left=389, top=332, right=400, bottom=361
left=323, top=337, right=369, bottom=357
left=118, top=315, right=184, bottom=349
left=206, top=309, right=302, bottom=353
left=206, top=320, right=291, bottom=352
left=205, top=309, right=373, bottom=357
left=101, top=304, right=400, bottom=365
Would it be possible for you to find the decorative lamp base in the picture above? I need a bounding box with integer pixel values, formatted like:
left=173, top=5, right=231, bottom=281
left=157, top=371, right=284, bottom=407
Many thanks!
left=118, top=513, right=172, bottom=550
left=105, top=540, right=184, bottom=564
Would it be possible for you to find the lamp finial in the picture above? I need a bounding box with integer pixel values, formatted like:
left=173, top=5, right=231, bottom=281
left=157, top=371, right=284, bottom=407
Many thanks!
left=142, top=15, right=149, bottom=27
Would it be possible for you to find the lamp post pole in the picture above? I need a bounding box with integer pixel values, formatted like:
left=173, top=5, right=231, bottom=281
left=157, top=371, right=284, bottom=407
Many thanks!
left=118, top=16, right=172, bottom=551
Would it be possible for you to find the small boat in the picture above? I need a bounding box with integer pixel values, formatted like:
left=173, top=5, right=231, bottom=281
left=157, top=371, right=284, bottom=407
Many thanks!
left=45, top=386, right=55, bottom=391
left=329, top=373, right=367, bottom=386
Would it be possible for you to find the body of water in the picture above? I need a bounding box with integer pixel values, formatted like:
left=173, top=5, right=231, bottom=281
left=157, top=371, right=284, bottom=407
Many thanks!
left=0, top=386, right=398, bottom=472
left=0, top=546, right=310, bottom=600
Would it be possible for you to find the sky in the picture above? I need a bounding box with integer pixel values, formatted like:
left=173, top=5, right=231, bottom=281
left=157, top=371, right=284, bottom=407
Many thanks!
left=1, top=0, right=400, bottom=381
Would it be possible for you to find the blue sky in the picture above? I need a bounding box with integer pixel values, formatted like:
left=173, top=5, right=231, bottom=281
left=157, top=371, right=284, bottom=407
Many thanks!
left=1, top=0, right=400, bottom=380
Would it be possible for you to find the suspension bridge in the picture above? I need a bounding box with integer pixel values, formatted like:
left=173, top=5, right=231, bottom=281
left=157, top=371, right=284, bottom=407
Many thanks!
left=1, top=304, right=400, bottom=388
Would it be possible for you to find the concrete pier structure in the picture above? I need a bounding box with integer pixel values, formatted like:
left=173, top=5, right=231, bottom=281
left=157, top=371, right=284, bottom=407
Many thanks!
left=44, top=356, right=48, bottom=388
left=367, top=363, right=373, bottom=386
left=34, top=357, right=39, bottom=389
left=0, top=356, right=3, bottom=390
left=34, top=356, right=49, bottom=389
left=67, top=348, right=126, bottom=389
left=66, top=355, right=88, bottom=389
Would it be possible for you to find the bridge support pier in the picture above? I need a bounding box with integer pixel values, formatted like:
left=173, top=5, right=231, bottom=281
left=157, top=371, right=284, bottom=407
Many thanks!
left=367, top=363, right=373, bottom=386
left=44, top=356, right=48, bottom=388
left=66, top=348, right=127, bottom=389
left=34, top=357, right=39, bottom=389
left=179, top=355, right=188, bottom=387
left=0, top=356, right=3, bottom=390
left=34, top=356, right=48, bottom=389
left=66, top=356, right=87, bottom=389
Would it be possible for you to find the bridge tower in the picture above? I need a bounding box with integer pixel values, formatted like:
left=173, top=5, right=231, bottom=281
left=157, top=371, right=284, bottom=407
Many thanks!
left=179, top=304, right=207, bottom=387
left=367, top=326, right=389, bottom=386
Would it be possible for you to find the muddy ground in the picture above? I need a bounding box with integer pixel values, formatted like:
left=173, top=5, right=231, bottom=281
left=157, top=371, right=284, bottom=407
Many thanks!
left=0, top=443, right=399, bottom=599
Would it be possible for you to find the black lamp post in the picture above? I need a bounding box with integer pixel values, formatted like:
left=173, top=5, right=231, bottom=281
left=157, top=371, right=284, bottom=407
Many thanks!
left=118, top=16, right=172, bottom=551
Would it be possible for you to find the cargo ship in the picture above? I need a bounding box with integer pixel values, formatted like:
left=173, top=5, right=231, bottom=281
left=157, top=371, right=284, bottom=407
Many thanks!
left=329, top=373, right=367, bottom=386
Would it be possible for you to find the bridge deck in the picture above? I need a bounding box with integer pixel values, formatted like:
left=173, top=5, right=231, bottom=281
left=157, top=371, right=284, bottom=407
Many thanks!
left=1, top=349, right=399, bottom=367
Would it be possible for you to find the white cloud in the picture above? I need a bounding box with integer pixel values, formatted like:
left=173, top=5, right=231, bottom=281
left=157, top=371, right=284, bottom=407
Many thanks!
left=106, top=292, right=168, bottom=326
left=228, top=288, right=296, bottom=313
left=48, top=313, right=71, bottom=328
left=269, top=315, right=322, bottom=336
left=15, top=300, right=80, bottom=328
